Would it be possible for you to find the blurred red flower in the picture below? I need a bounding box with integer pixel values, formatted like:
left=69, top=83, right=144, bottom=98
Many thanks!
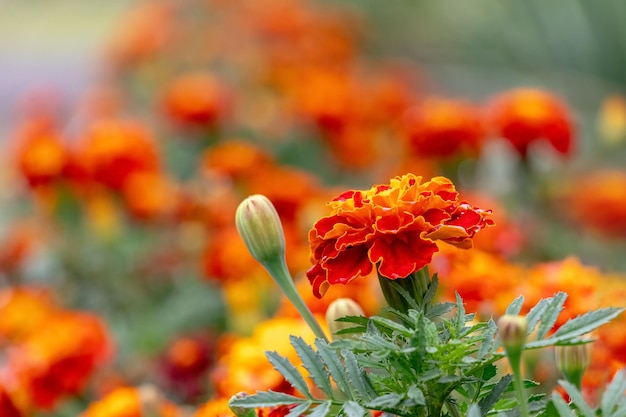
left=402, top=98, right=485, bottom=159
left=489, top=88, right=574, bottom=157
left=306, top=174, right=494, bottom=298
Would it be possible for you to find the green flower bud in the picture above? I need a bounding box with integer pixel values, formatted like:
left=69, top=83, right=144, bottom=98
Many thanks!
left=326, top=298, right=366, bottom=340
left=229, top=392, right=257, bottom=417
left=235, top=194, right=286, bottom=264
left=555, top=343, right=590, bottom=389
left=497, top=314, right=528, bottom=351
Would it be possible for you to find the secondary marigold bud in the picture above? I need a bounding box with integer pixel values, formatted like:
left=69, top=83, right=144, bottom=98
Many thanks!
left=555, top=343, right=590, bottom=389
left=229, top=392, right=257, bottom=417
left=498, top=314, right=528, bottom=351
left=326, top=298, right=366, bottom=340
left=235, top=194, right=286, bottom=264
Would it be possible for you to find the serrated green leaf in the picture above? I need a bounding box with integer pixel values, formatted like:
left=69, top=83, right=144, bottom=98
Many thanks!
left=477, top=319, right=497, bottom=359
left=505, top=296, right=524, bottom=315
left=286, top=402, right=311, bottom=417
left=423, top=273, right=439, bottom=307
left=342, top=349, right=374, bottom=401
left=266, top=351, right=312, bottom=398
left=335, top=316, right=370, bottom=325
left=425, top=302, right=455, bottom=319
left=527, top=308, right=624, bottom=349
left=558, top=380, right=595, bottom=417
left=229, top=390, right=307, bottom=408
left=553, top=307, right=624, bottom=339
left=467, top=404, right=482, bottom=417
left=315, top=339, right=352, bottom=398
left=537, top=292, right=567, bottom=340
left=290, top=336, right=334, bottom=399
left=388, top=279, right=421, bottom=311
left=308, top=401, right=332, bottom=417
left=550, top=392, right=575, bottom=417
left=478, top=374, right=511, bottom=415
left=525, top=297, right=550, bottom=335
left=370, top=316, right=412, bottom=337
left=455, top=292, right=466, bottom=336
left=366, top=393, right=404, bottom=409
left=407, top=385, right=425, bottom=405
left=602, top=368, right=626, bottom=416
left=342, top=400, right=366, bottom=417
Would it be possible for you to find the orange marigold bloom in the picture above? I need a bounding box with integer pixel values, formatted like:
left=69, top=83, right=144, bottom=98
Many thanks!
left=77, top=120, right=161, bottom=190
left=489, top=88, right=574, bottom=157
left=561, top=170, right=626, bottom=238
left=10, top=312, right=113, bottom=410
left=306, top=174, right=494, bottom=298
left=13, top=119, right=68, bottom=188
left=0, top=288, right=58, bottom=344
left=515, top=257, right=601, bottom=328
left=211, top=316, right=321, bottom=397
left=193, top=397, right=234, bottom=417
left=121, top=172, right=177, bottom=221
left=162, top=72, right=229, bottom=127
left=402, top=98, right=485, bottom=159
left=431, top=247, right=524, bottom=317
left=80, top=386, right=180, bottom=417
left=200, top=140, right=274, bottom=180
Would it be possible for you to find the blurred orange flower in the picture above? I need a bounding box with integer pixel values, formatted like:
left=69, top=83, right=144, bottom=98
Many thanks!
left=121, top=171, right=177, bottom=221
left=517, top=257, right=601, bottom=328
left=162, top=72, right=230, bottom=127
left=431, top=247, right=524, bottom=317
left=200, top=140, right=274, bottom=180
left=489, top=88, right=574, bottom=157
left=10, top=312, right=113, bottom=410
left=79, top=386, right=180, bottom=417
left=402, top=98, right=485, bottom=159
left=306, top=174, right=494, bottom=298
left=211, top=316, right=321, bottom=397
left=561, top=170, right=626, bottom=238
left=13, top=119, right=68, bottom=188
left=0, top=288, right=58, bottom=344
left=193, top=397, right=234, bottom=417
left=77, top=120, right=161, bottom=190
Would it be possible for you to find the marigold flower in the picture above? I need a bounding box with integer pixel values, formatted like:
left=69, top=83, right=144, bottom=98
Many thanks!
left=193, top=397, right=234, bottom=417
left=560, top=170, right=626, bottom=238
left=79, top=386, right=180, bottom=417
left=0, top=287, right=58, bottom=344
left=77, top=119, right=161, bottom=190
left=162, top=72, right=229, bottom=127
left=306, top=174, right=494, bottom=298
left=13, top=119, right=68, bottom=188
left=402, top=98, right=485, bottom=159
left=10, top=312, right=113, bottom=410
left=489, top=88, right=574, bottom=157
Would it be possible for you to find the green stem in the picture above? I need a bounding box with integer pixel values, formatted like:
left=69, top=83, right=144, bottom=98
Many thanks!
left=263, top=258, right=329, bottom=342
left=509, top=353, right=530, bottom=417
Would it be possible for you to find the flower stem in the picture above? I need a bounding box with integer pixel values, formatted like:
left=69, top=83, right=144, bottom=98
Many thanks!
left=510, top=352, right=530, bottom=417
left=263, top=258, right=328, bottom=342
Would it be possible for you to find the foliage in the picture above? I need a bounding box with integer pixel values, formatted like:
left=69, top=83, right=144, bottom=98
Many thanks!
left=230, top=275, right=624, bottom=416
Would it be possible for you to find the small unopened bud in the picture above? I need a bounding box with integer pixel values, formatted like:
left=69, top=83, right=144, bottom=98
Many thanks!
left=555, top=343, right=590, bottom=389
left=326, top=298, right=366, bottom=340
left=229, top=392, right=257, bottom=417
left=497, top=314, right=528, bottom=351
left=235, top=195, right=286, bottom=264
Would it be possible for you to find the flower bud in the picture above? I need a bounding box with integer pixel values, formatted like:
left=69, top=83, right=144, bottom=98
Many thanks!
left=229, top=392, right=257, bottom=417
left=235, top=195, right=286, bottom=264
left=497, top=314, right=528, bottom=351
left=326, top=298, right=366, bottom=340
left=555, top=343, right=590, bottom=389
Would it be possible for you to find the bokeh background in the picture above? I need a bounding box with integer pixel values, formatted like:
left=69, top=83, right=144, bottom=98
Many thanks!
left=1, top=0, right=626, bottom=415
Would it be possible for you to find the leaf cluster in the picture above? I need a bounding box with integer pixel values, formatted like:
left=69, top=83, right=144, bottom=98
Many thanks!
left=229, top=289, right=624, bottom=416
